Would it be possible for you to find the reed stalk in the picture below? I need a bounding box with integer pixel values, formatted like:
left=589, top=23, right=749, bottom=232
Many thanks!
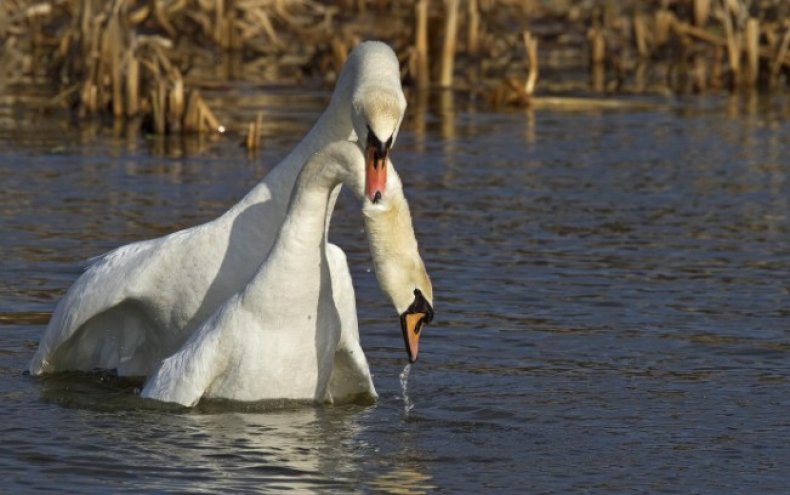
left=467, top=0, right=480, bottom=56
left=125, top=48, right=139, bottom=116
left=722, top=1, right=741, bottom=86
left=523, top=31, right=538, bottom=97
left=655, top=8, right=674, bottom=47
left=744, top=18, right=759, bottom=86
left=439, top=0, right=459, bottom=88
left=589, top=26, right=605, bottom=65
left=414, top=0, right=430, bottom=89
left=245, top=112, right=263, bottom=150
left=693, top=54, right=708, bottom=91
left=633, top=14, right=649, bottom=58
left=694, top=0, right=711, bottom=27
left=4, top=0, right=790, bottom=130
left=770, top=26, right=790, bottom=86
left=168, top=71, right=184, bottom=133
left=151, top=82, right=167, bottom=134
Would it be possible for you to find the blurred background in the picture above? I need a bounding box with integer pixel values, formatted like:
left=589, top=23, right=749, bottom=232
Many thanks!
left=2, top=0, right=789, bottom=137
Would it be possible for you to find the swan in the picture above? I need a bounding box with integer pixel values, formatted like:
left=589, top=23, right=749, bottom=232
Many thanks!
left=29, top=41, right=407, bottom=377
left=141, top=141, right=433, bottom=406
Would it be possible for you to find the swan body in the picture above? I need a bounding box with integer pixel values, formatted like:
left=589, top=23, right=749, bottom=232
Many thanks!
left=29, top=41, right=406, bottom=377
left=141, top=141, right=432, bottom=406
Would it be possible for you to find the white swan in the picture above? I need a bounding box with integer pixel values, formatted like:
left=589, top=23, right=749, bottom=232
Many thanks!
left=141, top=141, right=433, bottom=406
left=29, top=41, right=407, bottom=377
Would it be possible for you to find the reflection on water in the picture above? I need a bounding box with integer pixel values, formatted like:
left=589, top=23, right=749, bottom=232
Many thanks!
left=1, top=89, right=789, bottom=493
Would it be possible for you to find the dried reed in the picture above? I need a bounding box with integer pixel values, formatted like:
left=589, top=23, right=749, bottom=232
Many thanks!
left=1, top=0, right=788, bottom=129
left=439, top=0, right=459, bottom=88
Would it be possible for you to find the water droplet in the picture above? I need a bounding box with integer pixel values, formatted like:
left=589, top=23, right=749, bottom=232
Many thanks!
left=399, top=363, right=414, bottom=416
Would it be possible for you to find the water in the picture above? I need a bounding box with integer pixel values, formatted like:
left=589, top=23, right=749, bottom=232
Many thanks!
left=1, top=90, right=789, bottom=493
left=399, top=364, right=414, bottom=417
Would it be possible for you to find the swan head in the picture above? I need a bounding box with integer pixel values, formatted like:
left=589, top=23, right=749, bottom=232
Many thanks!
left=354, top=92, right=404, bottom=205
left=361, top=164, right=434, bottom=363
left=339, top=41, right=406, bottom=205
left=400, top=287, right=434, bottom=364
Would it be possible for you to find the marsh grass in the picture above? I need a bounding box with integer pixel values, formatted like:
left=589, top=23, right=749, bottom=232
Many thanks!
left=2, top=0, right=788, bottom=132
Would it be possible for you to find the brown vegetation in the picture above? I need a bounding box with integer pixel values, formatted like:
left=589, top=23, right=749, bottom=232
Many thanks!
left=1, top=0, right=788, bottom=140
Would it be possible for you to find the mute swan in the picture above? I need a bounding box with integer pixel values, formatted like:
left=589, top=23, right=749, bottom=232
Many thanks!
left=141, top=141, right=433, bottom=406
left=29, top=41, right=406, bottom=377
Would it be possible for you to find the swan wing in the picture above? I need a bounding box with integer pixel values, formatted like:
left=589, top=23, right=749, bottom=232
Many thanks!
left=28, top=228, right=212, bottom=377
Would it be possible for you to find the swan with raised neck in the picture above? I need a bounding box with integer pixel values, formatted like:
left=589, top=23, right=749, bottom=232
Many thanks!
left=141, top=141, right=433, bottom=406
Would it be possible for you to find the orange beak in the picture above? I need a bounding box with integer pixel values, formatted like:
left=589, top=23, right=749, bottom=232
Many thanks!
left=365, top=144, right=387, bottom=203
left=399, top=289, right=434, bottom=363
left=401, top=312, right=426, bottom=363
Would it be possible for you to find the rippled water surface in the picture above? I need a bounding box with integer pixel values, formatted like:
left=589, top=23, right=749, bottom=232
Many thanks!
left=1, top=90, right=789, bottom=493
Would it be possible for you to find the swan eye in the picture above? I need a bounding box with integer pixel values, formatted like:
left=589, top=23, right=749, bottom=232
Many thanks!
left=365, top=125, right=377, bottom=145
left=365, top=126, right=392, bottom=158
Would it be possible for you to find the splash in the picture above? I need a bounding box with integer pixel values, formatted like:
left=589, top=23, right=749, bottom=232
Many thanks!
left=399, top=363, right=414, bottom=416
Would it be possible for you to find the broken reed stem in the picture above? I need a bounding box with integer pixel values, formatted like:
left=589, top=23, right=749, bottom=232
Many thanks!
left=677, top=20, right=790, bottom=66
left=589, top=26, right=605, bottom=65
left=588, top=24, right=605, bottom=92
left=151, top=81, right=167, bottom=134
left=634, top=14, right=648, bottom=58
left=125, top=49, right=139, bottom=116
left=246, top=122, right=256, bottom=149
left=245, top=112, right=263, bottom=150
left=255, top=112, right=262, bottom=146
left=523, top=31, right=538, bottom=97
left=111, top=44, right=123, bottom=117
left=771, top=27, right=790, bottom=85
left=80, top=0, right=92, bottom=53
left=744, top=18, right=759, bottom=86
left=414, top=0, right=430, bottom=89
left=694, top=0, right=710, bottom=27
left=168, top=71, right=184, bottom=133
left=722, top=2, right=741, bottom=86
left=655, top=8, right=674, bottom=47
left=439, top=0, right=459, bottom=88
left=184, top=90, right=200, bottom=133
left=215, top=0, right=225, bottom=46
left=192, top=90, right=225, bottom=133
left=468, top=0, right=479, bottom=56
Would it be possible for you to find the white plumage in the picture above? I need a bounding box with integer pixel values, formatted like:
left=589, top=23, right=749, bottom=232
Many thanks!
left=28, top=41, right=407, bottom=378
left=141, top=142, right=431, bottom=406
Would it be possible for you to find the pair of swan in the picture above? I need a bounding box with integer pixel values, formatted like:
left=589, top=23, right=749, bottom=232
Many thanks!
left=28, top=42, right=434, bottom=407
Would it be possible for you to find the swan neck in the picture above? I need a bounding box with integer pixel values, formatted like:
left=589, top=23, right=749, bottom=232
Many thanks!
left=226, top=80, right=355, bottom=218
left=262, top=154, right=349, bottom=273
left=272, top=82, right=355, bottom=183
left=363, top=183, right=433, bottom=313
